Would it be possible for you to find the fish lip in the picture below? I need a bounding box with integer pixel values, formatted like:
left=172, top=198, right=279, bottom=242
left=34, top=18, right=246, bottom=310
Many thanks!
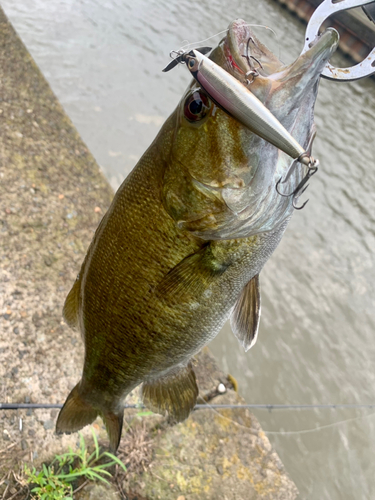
left=297, top=27, right=339, bottom=73
left=223, top=19, right=339, bottom=80
left=225, top=19, right=255, bottom=75
left=269, top=27, right=339, bottom=85
left=223, top=19, right=284, bottom=77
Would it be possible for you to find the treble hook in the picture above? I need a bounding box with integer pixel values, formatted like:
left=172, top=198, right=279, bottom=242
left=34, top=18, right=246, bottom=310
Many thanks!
left=276, top=159, right=319, bottom=210
left=241, top=37, right=264, bottom=84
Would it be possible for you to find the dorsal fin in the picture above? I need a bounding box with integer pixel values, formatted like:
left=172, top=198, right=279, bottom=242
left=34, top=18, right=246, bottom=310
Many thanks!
left=230, top=274, right=261, bottom=352
left=63, top=276, right=81, bottom=329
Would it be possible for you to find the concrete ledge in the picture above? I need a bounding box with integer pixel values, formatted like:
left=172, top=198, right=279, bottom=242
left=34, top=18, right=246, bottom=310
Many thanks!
left=0, top=6, right=298, bottom=499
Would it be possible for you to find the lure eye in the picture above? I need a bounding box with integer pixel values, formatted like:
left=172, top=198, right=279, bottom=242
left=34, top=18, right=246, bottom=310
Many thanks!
left=184, top=91, right=210, bottom=122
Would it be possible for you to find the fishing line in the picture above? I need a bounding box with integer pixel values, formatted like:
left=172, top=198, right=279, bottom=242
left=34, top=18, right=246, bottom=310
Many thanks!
left=179, top=23, right=279, bottom=58
left=2, top=402, right=375, bottom=436
left=1, top=403, right=375, bottom=410
left=180, top=29, right=228, bottom=51
left=262, top=412, right=375, bottom=436
left=194, top=400, right=375, bottom=436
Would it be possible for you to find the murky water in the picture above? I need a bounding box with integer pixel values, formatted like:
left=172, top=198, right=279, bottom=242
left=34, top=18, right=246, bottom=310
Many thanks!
left=3, top=0, right=375, bottom=497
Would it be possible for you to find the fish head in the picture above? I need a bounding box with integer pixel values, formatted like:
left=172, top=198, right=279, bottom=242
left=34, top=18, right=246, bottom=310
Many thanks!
left=161, top=19, right=339, bottom=239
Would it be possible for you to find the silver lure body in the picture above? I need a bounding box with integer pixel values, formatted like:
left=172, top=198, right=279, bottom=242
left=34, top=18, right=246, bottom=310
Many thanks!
left=186, top=49, right=308, bottom=163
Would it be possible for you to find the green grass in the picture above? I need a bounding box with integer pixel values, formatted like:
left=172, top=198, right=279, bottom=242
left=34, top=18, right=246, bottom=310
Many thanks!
left=24, top=430, right=126, bottom=500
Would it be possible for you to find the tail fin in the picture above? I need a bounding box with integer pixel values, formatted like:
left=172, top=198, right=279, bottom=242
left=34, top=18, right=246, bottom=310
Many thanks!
left=56, top=383, right=98, bottom=434
left=56, top=383, right=124, bottom=452
left=102, top=411, right=124, bottom=453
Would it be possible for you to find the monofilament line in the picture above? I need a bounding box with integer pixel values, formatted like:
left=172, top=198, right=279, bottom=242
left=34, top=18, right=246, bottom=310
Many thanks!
left=1, top=403, right=375, bottom=410
left=179, top=23, right=279, bottom=56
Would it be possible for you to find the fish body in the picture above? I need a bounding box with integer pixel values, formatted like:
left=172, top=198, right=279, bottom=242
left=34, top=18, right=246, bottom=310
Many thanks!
left=56, top=20, right=339, bottom=451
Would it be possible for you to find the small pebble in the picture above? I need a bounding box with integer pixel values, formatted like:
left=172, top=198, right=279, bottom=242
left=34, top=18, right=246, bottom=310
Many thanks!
left=13, top=327, right=19, bottom=334
left=43, top=420, right=54, bottom=430
left=44, top=257, right=53, bottom=266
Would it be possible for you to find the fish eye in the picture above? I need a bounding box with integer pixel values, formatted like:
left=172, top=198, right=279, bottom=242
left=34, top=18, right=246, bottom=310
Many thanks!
left=184, top=91, right=211, bottom=123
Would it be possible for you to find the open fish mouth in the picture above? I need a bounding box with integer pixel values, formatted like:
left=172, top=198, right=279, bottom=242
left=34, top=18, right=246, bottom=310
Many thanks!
left=223, top=18, right=339, bottom=82
left=224, top=19, right=283, bottom=78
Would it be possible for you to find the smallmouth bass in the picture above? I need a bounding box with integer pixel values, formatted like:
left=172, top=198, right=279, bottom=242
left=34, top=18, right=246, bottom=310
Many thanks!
left=56, top=20, right=339, bottom=451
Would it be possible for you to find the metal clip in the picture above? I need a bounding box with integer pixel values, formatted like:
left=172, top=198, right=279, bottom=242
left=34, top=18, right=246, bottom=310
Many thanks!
left=302, top=0, right=375, bottom=81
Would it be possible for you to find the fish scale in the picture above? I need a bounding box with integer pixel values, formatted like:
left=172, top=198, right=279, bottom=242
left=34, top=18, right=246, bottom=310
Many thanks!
left=56, top=19, right=339, bottom=451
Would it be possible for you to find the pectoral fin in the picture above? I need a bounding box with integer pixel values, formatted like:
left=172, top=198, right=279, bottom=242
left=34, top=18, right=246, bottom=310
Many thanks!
left=230, top=274, right=261, bottom=352
left=156, top=244, right=229, bottom=301
left=141, top=362, right=198, bottom=423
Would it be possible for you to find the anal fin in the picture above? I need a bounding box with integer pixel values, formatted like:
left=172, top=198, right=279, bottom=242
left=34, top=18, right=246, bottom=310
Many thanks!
left=230, top=274, right=261, bottom=352
left=141, top=363, right=198, bottom=423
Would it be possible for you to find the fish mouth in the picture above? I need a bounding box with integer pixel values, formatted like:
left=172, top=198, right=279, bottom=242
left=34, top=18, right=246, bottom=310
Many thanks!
left=279, top=27, right=340, bottom=83
left=223, top=19, right=283, bottom=78
left=222, top=18, right=339, bottom=82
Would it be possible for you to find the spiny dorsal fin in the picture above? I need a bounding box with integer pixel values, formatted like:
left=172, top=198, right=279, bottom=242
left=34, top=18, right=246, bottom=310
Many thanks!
left=156, top=244, right=229, bottom=302
left=141, top=362, right=198, bottom=423
left=230, top=274, right=261, bottom=352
